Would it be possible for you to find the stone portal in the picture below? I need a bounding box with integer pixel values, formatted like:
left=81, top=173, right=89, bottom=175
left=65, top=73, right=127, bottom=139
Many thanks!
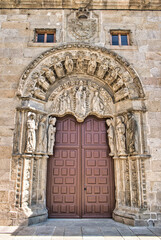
left=12, top=44, right=149, bottom=226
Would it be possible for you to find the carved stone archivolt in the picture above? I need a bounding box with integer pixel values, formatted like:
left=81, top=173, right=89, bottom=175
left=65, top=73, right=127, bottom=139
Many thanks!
left=17, top=44, right=144, bottom=104
left=13, top=44, right=150, bottom=226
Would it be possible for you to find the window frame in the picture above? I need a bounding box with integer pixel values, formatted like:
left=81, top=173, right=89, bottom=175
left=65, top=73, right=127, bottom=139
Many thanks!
left=35, top=29, right=56, bottom=43
left=110, top=30, right=130, bottom=46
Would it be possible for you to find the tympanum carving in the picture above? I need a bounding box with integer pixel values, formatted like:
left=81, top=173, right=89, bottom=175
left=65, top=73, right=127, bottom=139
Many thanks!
left=49, top=79, right=113, bottom=122
left=92, top=91, right=104, bottom=114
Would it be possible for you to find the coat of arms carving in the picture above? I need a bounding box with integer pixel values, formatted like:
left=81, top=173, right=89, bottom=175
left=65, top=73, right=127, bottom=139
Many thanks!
left=69, top=19, right=97, bottom=40
left=67, top=9, right=98, bottom=41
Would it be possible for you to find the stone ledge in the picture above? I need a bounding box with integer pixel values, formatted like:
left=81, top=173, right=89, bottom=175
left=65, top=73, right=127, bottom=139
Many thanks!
left=27, top=42, right=60, bottom=48
left=105, top=45, right=138, bottom=51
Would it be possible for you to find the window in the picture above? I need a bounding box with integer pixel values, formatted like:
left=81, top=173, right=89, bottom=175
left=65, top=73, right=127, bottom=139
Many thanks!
left=110, top=30, right=130, bottom=46
left=35, top=29, right=56, bottom=43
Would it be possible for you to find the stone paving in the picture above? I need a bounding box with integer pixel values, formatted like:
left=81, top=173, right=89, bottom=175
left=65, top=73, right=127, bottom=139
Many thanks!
left=0, top=219, right=161, bottom=240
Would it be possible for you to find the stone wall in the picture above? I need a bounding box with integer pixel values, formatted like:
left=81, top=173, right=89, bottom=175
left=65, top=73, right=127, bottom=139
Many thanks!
left=0, top=8, right=161, bottom=225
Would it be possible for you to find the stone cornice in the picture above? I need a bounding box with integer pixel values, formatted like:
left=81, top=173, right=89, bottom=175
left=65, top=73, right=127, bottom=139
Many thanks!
left=0, top=0, right=161, bottom=10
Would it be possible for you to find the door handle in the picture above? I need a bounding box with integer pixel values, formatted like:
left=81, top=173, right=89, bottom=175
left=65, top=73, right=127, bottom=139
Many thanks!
left=84, top=187, right=87, bottom=190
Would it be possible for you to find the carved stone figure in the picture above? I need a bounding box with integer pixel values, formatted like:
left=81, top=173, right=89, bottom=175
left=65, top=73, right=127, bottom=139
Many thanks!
left=37, top=76, right=50, bottom=91
left=105, top=67, right=120, bottom=85
left=65, top=55, right=74, bottom=74
left=97, top=60, right=109, bottom=79
left=106, top=119, right=115, bottom=156
left=37, top=116, right=47, bottom=153
left=48, top=117, right=57, bottom=155
left=116, top=116, right=126, bottom=156
left=113, top=77, right=124, bottom=92
left=26, top=112, right=37, bottom=153
left=92, top=91, right=104, bottom=114
left=126, top=113, right=138, bottom=154
left=77, top=52, right=84, bottom=72
left=60, top=90, right=71, bottom=113
left=54, top=62, right=65, bottom=78
left=33, top=88, right=46, bottom=100
left=75, top=81, right=86, bottom=116
left=45, top=69, right=56, bottom=84
left=87, top=54, right=97, bottom=75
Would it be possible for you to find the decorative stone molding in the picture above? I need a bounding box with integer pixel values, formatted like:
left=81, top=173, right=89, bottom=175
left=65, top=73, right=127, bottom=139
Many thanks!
left=17, top=44, right=144, bottom=104
left=1, top=0, right=160, bottom=10
left=12, top=44, right=150, bottom=226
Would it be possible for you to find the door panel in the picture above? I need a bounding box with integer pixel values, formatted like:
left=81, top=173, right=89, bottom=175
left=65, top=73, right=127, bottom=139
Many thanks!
left=47, top=116, right=81, bottom=217
left=47, top=115, right=115, bottom=218
left=82, top=117, right=113, bottom=217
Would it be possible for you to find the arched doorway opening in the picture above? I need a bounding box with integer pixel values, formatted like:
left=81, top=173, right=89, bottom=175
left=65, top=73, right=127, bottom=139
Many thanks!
left=46, top=115, right=115, bottom=218
left=12, top=43, right=150, bottom=226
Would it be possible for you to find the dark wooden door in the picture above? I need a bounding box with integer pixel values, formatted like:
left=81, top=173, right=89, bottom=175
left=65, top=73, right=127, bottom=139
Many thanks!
left=47, top=115, right=115, bottom=218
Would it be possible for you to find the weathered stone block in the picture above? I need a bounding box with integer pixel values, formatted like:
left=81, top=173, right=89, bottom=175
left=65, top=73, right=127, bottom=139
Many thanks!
left=0, top=191, right=8, bottom=202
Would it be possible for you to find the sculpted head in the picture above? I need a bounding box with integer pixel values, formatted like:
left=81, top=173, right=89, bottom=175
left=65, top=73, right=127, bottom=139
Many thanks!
left=49, top=117, right=57, bottom=126
left=28, top=112, right=36, bottom=120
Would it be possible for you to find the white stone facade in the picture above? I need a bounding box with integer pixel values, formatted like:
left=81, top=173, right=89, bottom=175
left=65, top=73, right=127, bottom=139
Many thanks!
left=0, top=4, right=161, bottom=226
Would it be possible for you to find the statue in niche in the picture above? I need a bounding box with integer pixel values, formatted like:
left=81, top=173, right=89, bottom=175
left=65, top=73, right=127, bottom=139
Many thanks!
left=33, top=88, right=46, bottom=100
left=37, top=116, right=47, bottom=153
left=126, top=113, right=138, bottom=154
left=26, top=112, right=37, bottom=153
left=37, top=76, right=50, bottom=91
left=45, top=69, right=56, bottom=84
left=92, top=91, right=104, bottom=114
left=77, top=52, right=84, bottom=73
left=48, top=117, right=57, bottom=155
left=54, top=61, right=65, bottom=78
left=65, top=55, right=74, bottom=74
left=97, top=59, right=109, bottom=79
left=87, top=54, right=97, bottom=75
left=106, top=119, right=115, bottom=156
left=116, top=116, right=126, bottom=156
left=105, top=67, right=120, bottom=85
left=60, top=90, right=71, bottom=113
left=75, top=81, right=86, bottom=116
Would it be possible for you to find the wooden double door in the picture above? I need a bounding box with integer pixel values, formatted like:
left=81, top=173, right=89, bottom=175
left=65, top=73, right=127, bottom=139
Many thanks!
left=47, top=115, right=115, bottom=218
